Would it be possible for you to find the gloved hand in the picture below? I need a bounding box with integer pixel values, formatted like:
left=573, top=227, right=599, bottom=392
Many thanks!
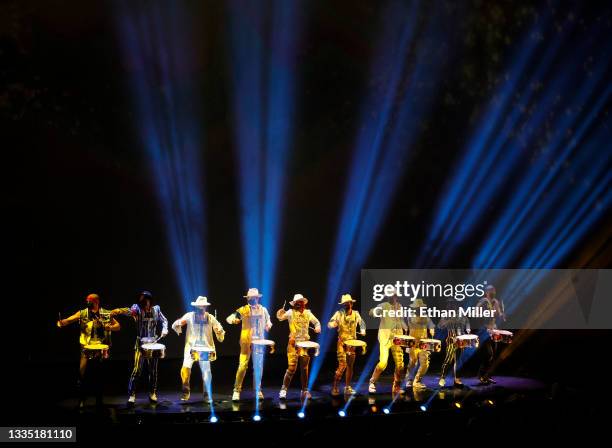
left=360, top=330, right=366, bottom=337
left=161, top=329, right=169, bottom=338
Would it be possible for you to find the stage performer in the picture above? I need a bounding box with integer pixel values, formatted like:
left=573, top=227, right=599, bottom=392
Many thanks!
left=276, top=293, right=321, bottom=400
left=404, top=298, right=435, bottom=390
left=476, top=285, right=506, bottom=385
left=368, top=288, right=407, bottom=395
left=328, top=294, right=366, bottom=396
left=438, top=299, right=471, bottom=388
left=56, top=293, right=121, bottom=408
left=226, top=288, right=272, bottom=401
left=172, top=296, right=225, bottom=403
left=111, top=290, right=168, bottom=404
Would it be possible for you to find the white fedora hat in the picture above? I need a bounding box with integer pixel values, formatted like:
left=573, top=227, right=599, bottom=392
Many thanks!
left=289, top=293, right=308, bottom=306
left=244, top=288, right=263, bottom=298
left=191, top=296, right=211, bottom=307
left=338, top=294, right=356, bottom=305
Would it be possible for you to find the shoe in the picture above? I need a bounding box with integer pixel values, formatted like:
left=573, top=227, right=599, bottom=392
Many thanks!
left=438, top=377, right=446, bottom=387
left=180, top=391, right=190, bottom=401
left=488, top=377, right=497, bottom=384
left=301, top=390, right=311, bottom=400
left=257, top=390, right=264, bottom=400
left=232, top=390, right=240, bottom=401
left=127, top=394, right=136, bottom=405
left=368, top=382, right=376, bottom=394
left=453, top=378, right=463, bottom=388
left=149, top=392, right=157, bottom=403
left=331, top=385, right=340, bottom=397
left=279, top=388, right=287, bottom=400
left=413, top=381, right=426, bottom=390
left=478, top=376, right=490, bottom=385
left=344, top=386, right=355, bottom=395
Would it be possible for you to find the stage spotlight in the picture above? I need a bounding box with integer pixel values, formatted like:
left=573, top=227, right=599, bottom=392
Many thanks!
left=253, top=414, right=261, bottom=422
left=454, top=402, right=462, bottom=409
left=420, top=405, right=427, bottom=412
left=383, top=408, right=390, bottom=415
left=370, top=406, right=378, bottom=413
left=338, top=410, right=346, bottom=418
left=297, top=411, right=305, bottom=419
left=486, top=399, right=495, bottom=406
left=209, top=416, right=218, bottom=423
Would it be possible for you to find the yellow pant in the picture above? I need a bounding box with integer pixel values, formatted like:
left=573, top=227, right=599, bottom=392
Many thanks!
left=406, top=347, right=430, bottom=382
left=282, top=341, right=310, bottom=391
left=334, top=339, right=356, bottom=386
left=234, top=342, right=264, bottom=392
left=370, top=340, right=404, bottom=385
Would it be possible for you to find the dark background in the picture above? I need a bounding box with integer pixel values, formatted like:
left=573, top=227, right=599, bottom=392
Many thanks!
left=2, top=0, right=610, bottom=377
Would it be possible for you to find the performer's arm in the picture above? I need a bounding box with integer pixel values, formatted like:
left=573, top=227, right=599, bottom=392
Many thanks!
left=172, top=313, right=189, bottom=335
left=157, top=307, right=169, bottom=337
left=309, top=312, right=321, bottom=333
left=105, top=318, right=121, bottom=332
left=276, top=308, right=289, bottom=321
left=430, top=317, right=436, bottom=336
left=211, top=315, right=225, bottom=342
left=226, top=310, right=242, bottom=325
left=110, top=307, right=132, bottom=317
left=264, top=308, right=272, bottom=332
left=57, top=311, right=80, bottom=328
left=357, top=312, right=366, bottom=336
left=327, top=312, right=339, bottom=329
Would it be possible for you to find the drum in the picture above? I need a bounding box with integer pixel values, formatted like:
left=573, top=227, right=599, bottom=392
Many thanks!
left=455, top=334, right=479, bottom=349
left=418, top=338, right=442, bottom=352
left=141, top=342, right=166, bottom=359
left=83, top=343, right=109, bottom=359
left=251, top=338, right=275, bottom=354
left=296, top=341, right=320, bottom=357
left=344, top=339, right=367, bottom=355
left=490, top=329, right=513, bottom=344
left=191, top=345, right=216, bottom=361
left=393, top=335, right=416, bottom=348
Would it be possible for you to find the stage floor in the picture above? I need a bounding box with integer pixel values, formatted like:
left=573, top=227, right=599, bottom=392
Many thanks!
left=61, top=375, right=545, bottom=422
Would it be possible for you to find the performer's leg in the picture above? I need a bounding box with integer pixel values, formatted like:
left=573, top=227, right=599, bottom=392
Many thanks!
left=345, top=353, right=356, bottom=392
left=148, top=358, right=159, bottom=397
left=414, top=349, right=430, bottom=386
left=369, top=341, right=389, bottom=388
left=181, top=348, right=194, bottom=400
left=78, top=352, right=88, bottom=405
left=332, top=341, right=346, bottom=396
left=234, top=343, right=251, bottom=393
left=252, top=347, right=264, bottom=397
left=439, top=339, right=455, bottom=386
left=299, top=354, right=311, bottom=392
left=127, top=349, right=143, bottom=398
left=405, top=347, right=418, bottom=385
left=281, top=343, right=298, bottom=394
left=478, top=338, right=494, bottom=381
left=199, top=360, right=212, bottom=402
left=391, top=344, right=405, bottom=392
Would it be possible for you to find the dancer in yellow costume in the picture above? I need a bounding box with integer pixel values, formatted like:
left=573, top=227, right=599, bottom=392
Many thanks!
left=368, top=288, right=407, bottom=395
left=328, top=294, right=366, bottom=396
left=226, top=288, right=272, bottom=401
left=277, top=293, right=321, bottom=400
left=404, top=298, right=435, bottom=390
